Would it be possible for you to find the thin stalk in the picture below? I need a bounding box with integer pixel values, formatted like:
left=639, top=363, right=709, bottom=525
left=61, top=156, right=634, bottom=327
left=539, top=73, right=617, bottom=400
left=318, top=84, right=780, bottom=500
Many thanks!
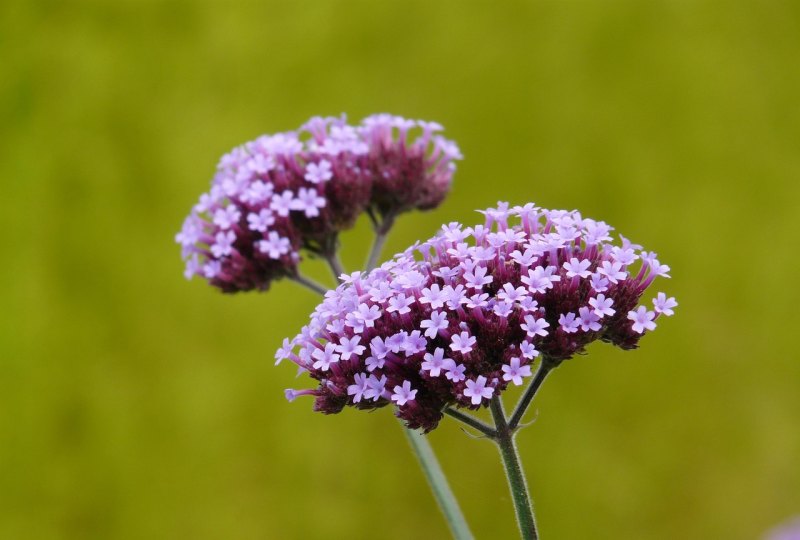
left=508, top=359, right=554, bottom=431
left=490, top=397, right=538, bottom=540
left=289, top=274, right=328, bottom=296
left=325, top=251, right=346, bottom=282
left=365, top=212, right=396, bottom=272
left=402, top=425, right=474, bottom=540
left=444, top=407, right=496, bottom=438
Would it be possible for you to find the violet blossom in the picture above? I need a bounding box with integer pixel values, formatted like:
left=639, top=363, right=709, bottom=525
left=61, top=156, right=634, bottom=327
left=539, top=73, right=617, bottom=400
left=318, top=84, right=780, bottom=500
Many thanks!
left=277, top=203, right=676, bottom=432
left=176, top=114, right=461, bottom=293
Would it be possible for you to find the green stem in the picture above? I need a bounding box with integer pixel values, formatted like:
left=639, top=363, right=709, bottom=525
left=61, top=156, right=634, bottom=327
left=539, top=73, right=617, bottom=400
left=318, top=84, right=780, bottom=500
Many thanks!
left=289, top=274, right=328, bottom=296
left=508, top=359, right=554, bottom=431
left=325, top=252, right=346, bottom=282
left=402, top=425, right=474, bottom=540
left=444, top=407, right=496, bottom=438
left=490, top=397, right=538, bottom=540
left=365, top=212, right=396, bottom=272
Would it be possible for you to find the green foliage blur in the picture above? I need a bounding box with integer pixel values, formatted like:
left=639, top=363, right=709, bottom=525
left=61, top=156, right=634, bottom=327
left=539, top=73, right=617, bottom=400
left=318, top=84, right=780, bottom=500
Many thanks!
left=2, top=1, right=799, bottom=538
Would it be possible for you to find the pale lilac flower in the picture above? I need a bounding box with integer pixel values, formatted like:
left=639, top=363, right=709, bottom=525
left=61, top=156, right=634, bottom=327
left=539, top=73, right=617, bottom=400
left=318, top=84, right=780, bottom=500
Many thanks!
left=257, top=232, right=291, bottom=259
left=521, top=314, right=549, bottom=338
left=391, top=381, right=417, bottom=406
left=347, top=373, right=369, bottom=403
left=653, top=293, right=678, bottom=316
left=497, top=283, right=528, bottom=303
left=598, top=260, right=627, bottom=284
left=290, top=187, right=326, bottom=218
left=464, top=266, right=493, bottom=290
left=354, top=303, right=382, bottom=328
left=445, top=363, right=467, bottom=382
left=421, top=348, right=453, bottom=377
left=628, top=306, right=657, bottom=333
left=450, top=331, right=477, bottom=354
left=336, top=336, right=365, bottom=360
left=304, top=159, right=333, bottom=184
left=312, top=343, right=340, bottom=371
left=213, top=205, right=241, bottom=230
left=519, top=341, right=539, bottom=359
left=420, top=284, right=447, bottom=309
left=559, top=312, right=580, bottom=334
left=589, top=294, right=615, bottom=317
left=270, top=190, right=295, bottom=217
left=364, top=374, right=387, bottom=401
left=502, top=357, right=532, bottom=386
left=420, top=310, right=449, bottom=339
left=564, top=258, right=592, bottom=279
left=578, top=307, right=602, bottom=332
left=463, top=376, right=494, bottom=405
left=247, top=209, right=275, bottom=232
left=387, top=294, right=414, bottom=314
left=211, top=231, right=236, bottom=258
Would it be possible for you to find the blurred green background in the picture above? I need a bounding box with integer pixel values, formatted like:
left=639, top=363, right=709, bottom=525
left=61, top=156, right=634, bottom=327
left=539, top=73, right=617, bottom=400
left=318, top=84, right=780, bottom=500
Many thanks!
left=2, top=1, right=799, bottom=538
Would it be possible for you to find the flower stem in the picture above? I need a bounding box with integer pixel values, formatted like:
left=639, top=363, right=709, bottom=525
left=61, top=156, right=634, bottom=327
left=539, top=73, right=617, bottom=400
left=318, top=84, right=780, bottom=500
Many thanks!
left=444, top=407, right=497, bottom=438
left=325, top=251, right=346, bottom=282
left=365, top=212, right=396, bottom=272
left=289, top=274, right=328, bottom=296
left=508, top=359, right=554, bottom=431
left=490, top=397, right=538, bottom=540
left=402, top=424, right=474, bottom=540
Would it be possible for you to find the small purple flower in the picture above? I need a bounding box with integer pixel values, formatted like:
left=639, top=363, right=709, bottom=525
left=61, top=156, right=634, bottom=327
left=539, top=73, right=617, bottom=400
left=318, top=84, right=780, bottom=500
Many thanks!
left=347, top=373, right=369, bottom=403
left=589, top=294, right=615, bottom=317
left=464, top=376, right=495, bottom=405
left=290, top=187, right=326, bottom=218
left=257, top=232, right=291, bottom=259
left=391, top=380, right=418, bottom=406
left=628, top=306, right=657, bottom=334
left=653, top=292, right=678, bottom=316
left=502, top=357, right=532, bottom=386
left=304, top=159, right=333, bottom=184
left=421, top=348, right=453, bottom=377
left=336, top=335, right=365, bottom=360
left=578, top=307, right=602, bottom=332
left=211, top=231, right=236, bottom=258
left=420, top=310, right=449, bottom=339
left=450, top=331, right=477, bottom=354
left=559, top=312, right=580, bottom=334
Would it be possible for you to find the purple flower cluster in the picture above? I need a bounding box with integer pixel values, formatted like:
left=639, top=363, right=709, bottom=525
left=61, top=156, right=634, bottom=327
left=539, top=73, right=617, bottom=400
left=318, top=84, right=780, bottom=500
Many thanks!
left=277, top=203, right=677, bottom=431
left=176, top=114, right=462, bottom=292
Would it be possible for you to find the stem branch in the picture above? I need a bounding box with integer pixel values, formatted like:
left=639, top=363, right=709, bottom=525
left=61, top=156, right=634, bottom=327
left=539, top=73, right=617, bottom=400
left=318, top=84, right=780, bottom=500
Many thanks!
left=365, top=212, right=396, bottom=272
left=289, top=274, right=327, bottom=296
left=508, top=359, right=554, bottom=431
left=444, top=407, right=496, bottom=438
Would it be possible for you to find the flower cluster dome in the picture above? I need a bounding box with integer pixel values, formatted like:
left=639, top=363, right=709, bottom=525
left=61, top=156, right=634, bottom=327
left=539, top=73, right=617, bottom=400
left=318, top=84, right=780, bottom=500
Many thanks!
left=176, top=114, right=462, bottom=292
left=277, top=203, right=676, bottom=432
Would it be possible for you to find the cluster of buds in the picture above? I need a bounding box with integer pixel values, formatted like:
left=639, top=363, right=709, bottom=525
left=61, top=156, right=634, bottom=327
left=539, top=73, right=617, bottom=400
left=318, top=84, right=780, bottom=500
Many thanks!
left=277, top=203, right=676, bottom=431
left=175, top=114, right=462, bottom=292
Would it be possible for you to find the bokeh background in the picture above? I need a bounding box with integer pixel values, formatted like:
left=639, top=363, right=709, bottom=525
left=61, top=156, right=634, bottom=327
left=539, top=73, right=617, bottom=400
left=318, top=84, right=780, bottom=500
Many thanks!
left=2, top=1, right=799, bottom=539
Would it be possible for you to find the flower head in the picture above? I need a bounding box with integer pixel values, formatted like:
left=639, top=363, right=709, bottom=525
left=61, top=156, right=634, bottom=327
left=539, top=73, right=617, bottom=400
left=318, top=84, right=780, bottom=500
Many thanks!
left=279, top=203, right=675, bottom=431
left=177, top=114, right=461, bottom=292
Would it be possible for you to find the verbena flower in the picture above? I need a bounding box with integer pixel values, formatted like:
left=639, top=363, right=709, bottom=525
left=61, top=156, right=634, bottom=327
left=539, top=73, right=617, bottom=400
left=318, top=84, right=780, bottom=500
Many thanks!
left=176, top=114, right=461, bottom=292
left=277, top=202, right=676, bottom=431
